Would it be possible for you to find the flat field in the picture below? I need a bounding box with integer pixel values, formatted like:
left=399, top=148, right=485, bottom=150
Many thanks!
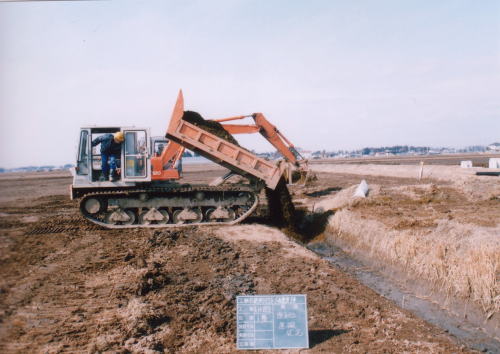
left=0, top=162, right=495, bottom=352
left=311, top=152, right=499, bottom=167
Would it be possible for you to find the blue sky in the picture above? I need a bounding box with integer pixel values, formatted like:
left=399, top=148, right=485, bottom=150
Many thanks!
left=1, top=0, right=499, bottom=167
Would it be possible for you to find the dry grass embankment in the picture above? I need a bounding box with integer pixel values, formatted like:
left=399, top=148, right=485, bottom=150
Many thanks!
left=328, top=211, right=500, bottom=317
left=311, top=165, right=500, bottom=326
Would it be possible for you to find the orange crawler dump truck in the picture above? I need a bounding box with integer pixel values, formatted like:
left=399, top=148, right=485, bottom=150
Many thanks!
left=71, top=90, right=309, bottom=229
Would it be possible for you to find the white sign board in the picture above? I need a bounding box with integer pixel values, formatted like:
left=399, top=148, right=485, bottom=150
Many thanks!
left=236, top=294, right=309, bottom=350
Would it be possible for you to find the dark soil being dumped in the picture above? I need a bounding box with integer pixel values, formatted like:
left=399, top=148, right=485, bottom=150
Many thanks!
left=182, top=111, right=240, bottom=146
left=265, top=177, right=299, bottom=237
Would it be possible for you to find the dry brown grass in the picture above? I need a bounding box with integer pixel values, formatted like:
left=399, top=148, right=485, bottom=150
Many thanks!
left=327, top=210, right=500, bottom=317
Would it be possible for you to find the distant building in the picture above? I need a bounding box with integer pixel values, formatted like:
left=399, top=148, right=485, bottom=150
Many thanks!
left=441, top=148, right=456, bottom=154
left=487, top=143, right=500, bottom=151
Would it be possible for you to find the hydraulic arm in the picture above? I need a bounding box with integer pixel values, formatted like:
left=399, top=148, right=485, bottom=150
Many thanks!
left=215, top=113, right=304, bottom=167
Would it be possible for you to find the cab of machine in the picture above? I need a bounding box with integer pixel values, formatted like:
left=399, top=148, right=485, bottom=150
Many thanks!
left=74, top=127, right=152, bottom=188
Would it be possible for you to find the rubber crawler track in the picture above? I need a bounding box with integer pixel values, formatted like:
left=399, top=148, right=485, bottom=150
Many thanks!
left=79, top=184, right=260, bottom=229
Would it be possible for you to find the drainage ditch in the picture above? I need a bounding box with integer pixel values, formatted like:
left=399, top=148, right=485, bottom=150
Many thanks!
left=308, top=240, right=500, bottom=353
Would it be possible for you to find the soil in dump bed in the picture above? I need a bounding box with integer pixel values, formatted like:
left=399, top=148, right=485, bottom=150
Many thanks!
left=182, top=111, right=240, bottom=146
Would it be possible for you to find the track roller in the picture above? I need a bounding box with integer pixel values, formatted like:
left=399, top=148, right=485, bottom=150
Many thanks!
left=206, top=207, right=236, bottom=222
left=105, top=209, right=136, bottom=225
left=172, top=208, right=203, bottom=224
left=138, top=208, right=169, bottom=225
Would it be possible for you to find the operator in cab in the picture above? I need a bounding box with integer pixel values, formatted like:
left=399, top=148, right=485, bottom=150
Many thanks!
left=92, top=132, right=124, bottom=182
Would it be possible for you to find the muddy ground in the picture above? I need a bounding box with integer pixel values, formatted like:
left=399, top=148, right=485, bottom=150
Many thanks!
left=0, top=165, right=477, bottom=353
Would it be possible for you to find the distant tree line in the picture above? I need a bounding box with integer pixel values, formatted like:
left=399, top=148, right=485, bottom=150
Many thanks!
left=358, top=145, right=430, bottom=155
left=308, top=144, right=494, bottom=158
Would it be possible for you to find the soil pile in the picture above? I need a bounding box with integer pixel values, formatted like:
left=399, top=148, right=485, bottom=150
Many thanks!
left=182, top=111, right=239, bottom=146
left=117, top=229, right=257, bottom=352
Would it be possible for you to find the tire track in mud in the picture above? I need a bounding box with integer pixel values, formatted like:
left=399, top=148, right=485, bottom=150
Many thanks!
left=26, top=216, right=105, bottom=235
left=0, top=195, right=105, bottom=235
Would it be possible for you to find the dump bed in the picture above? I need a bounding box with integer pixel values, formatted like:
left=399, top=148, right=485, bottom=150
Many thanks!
left=166, top=92, right=283, bottom=190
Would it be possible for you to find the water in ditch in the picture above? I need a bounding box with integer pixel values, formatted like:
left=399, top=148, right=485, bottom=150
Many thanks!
left=308, top=241, right=500, bottom=354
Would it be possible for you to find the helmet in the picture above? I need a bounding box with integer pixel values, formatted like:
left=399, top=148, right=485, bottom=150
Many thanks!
left=114, top=132, right=124, bottom=143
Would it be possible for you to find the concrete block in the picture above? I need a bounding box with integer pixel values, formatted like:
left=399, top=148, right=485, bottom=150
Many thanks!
left=489, top=158, right=500, bottom=169
left=460, top=161, right=473, bottom=168
left=354, top=180, right=369, bottom=198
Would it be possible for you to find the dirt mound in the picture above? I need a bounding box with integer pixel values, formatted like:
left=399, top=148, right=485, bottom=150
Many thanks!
left=182, top=111, right=239, bottom=146
left=111, top=229, right=256, bottom=352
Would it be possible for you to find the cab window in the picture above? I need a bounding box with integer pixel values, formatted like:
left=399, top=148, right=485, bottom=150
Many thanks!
left=77, top=130, right=89, bottom=175
left=124, top=131, right=147, bottom=178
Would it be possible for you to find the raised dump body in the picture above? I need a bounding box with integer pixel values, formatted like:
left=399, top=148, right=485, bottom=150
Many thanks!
left=166, top=91, right=283, bottom=190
